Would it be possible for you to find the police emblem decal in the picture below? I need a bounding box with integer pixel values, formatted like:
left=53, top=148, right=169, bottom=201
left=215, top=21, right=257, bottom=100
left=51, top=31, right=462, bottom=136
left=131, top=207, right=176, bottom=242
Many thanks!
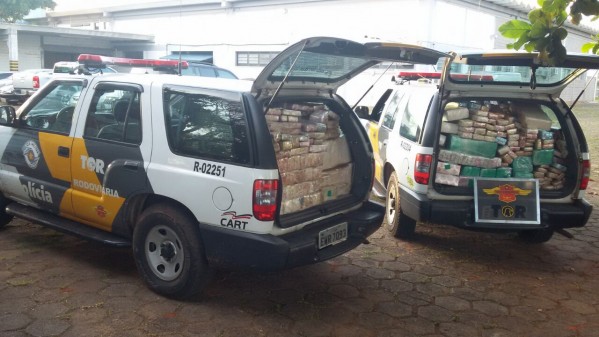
left=22, top=140, right=41, bottom=169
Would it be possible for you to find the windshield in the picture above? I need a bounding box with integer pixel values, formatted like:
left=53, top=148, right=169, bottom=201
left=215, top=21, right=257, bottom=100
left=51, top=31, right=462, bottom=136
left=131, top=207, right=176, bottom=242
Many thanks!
left=446, top=62, right=576, bottom=85
left=270, top=50, right=372, bottom=82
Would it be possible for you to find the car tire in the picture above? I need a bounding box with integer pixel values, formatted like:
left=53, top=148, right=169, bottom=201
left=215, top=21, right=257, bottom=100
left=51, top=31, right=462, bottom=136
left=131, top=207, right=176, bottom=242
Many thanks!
left=385, top=172, right=416, bottom=239
left=518, top=228, right=554, bottom=244
left=132, top=203, right=211, bottom=299
left=0, top=195, right=14, bottom=229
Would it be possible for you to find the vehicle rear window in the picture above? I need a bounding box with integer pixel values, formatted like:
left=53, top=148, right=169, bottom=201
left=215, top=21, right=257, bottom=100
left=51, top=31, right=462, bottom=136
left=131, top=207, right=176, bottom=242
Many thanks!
left=163, top=88, right=250, bottom=164
left=447, top=62, right=576, bottom=86
left=270, top=51, right=371, bottom=82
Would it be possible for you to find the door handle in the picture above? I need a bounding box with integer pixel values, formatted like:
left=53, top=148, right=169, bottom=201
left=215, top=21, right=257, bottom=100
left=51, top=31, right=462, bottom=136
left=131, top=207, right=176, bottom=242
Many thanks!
left=124, top=160, right=140, bottom=170
left=58, top=146, right=69, bottom=158
left=382, top=140, right=388, bottom=147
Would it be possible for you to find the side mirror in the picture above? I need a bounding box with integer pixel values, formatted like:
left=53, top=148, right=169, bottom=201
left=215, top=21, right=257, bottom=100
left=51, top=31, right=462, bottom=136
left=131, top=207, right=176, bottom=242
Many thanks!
left=0, top=105, right=16, bottom=126
left=354, top=106, right=370, bottom=119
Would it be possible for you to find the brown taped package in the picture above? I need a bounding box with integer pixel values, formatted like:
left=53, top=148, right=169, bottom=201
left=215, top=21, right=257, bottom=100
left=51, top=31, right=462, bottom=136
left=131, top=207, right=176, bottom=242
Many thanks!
left=280, top=167, right=321, bottom=185
left=266, top=115, right=280, bottom=122
left=321, top=165, right=352, bottom=202
left=281, top=193, right=322, bottom=214
left=323, top=137, right=351, bottom=170
left=282, top=109, right=302, bottom=117
left=321, top=164, right=353, bottom=187
left=435, top=173, right=460, bottom=186
left=266, top=108, right=283, bottom=116
left=512, top=102, right=553, bottom=130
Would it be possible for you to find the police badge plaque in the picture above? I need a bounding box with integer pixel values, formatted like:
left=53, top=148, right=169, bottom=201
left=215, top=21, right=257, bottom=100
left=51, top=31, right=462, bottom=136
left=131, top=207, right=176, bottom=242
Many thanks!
left=474, top=178, right=540, bottom=225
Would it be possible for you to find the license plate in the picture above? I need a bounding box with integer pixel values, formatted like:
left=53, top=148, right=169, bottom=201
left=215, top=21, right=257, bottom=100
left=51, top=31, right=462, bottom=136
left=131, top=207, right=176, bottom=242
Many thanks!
left=318, top=222, right=348, bottom=249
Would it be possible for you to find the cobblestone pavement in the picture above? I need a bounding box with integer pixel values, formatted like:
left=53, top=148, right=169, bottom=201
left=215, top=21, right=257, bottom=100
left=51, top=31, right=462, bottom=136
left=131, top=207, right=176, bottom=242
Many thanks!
left=1, top=196, right=599, bottom=337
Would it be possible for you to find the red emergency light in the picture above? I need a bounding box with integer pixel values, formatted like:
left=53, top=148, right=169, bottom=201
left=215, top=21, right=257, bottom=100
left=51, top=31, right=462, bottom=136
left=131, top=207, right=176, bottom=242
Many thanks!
left=449, top=73, right=494, bottom=81
left=397, top=71, right=441, bottom=81
left=397, top=71, right=494, bottom=82
left=77, top=54, right=188, bottom=69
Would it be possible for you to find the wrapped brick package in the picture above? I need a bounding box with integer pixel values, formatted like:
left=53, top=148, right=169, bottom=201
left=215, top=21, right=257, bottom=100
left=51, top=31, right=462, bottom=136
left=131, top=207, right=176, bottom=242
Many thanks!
left=460, top=166, right=481, bottom=177
left=441, top=122, right=459, bottom=134
left=480, top=168, right=497, bottom=178
left=437, top=161, right=461, bottom=176
left=447, top=135, right=498, bottom=158
left=444, top=108, right=470, bottom=121
left=511, top=102, right=553, bottom=130
left=435, top=173, right=460, bottom=186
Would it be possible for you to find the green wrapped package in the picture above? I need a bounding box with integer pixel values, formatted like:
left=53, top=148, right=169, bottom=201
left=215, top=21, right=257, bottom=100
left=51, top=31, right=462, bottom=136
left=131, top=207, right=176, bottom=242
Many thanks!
left=448, top=135, right=498, bottom=159
left=460, top=166, right=481, bottom=177
left=496, top=167, right=513, bottom=178
left=512, top=156, right=533, bottom=173
left=532, top=149, right=553, bottom=166
left=514, top=171, right=534, bottom=178
left=480, top=168, right=497, bottom=178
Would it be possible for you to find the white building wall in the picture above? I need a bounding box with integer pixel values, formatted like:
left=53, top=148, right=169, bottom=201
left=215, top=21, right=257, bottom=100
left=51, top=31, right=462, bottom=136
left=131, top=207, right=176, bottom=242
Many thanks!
left=103, top=0, right=498, bottom=80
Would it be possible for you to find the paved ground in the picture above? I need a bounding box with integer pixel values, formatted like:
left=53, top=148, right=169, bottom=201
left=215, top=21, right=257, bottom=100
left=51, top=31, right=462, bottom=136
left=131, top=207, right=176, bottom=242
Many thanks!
left=1, top=193, right=599, bottom=337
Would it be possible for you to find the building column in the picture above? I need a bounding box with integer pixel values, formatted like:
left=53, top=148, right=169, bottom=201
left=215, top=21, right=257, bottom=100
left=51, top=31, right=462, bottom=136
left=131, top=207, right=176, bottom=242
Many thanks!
left=7, top=28, right=19, bottom=71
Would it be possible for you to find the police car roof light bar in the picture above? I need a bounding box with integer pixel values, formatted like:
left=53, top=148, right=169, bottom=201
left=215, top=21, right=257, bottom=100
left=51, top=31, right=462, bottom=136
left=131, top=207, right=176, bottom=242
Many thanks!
left=77, top=54, right=189, bottom=69
left=397, top=71, right=494, bottom=82
left=397, top=71, right=442, bottom=81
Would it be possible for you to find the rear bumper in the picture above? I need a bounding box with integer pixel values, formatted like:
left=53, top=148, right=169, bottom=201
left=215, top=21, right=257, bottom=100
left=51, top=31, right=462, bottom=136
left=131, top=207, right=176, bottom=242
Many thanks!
left=0, top=92, right=24, bottom=103
left=401, top=189, right=593, bottom=231
left=9, top=90, right=30, bottom=101
left=198, top=201, right=384, bottom=271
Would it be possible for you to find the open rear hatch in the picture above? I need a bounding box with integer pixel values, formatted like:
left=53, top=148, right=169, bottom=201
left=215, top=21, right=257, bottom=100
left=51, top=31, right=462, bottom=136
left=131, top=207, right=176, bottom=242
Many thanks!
left=434, top=51, right=599, bottom=198
left=252, top=36, right=447, bottom=97
left=252, top=37, right=447, bottom=227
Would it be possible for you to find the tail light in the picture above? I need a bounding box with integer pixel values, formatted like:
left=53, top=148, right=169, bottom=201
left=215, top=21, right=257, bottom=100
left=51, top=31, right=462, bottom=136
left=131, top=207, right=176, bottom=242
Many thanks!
left=580, top=159, right=590, bottom=190
left=253, top=179, right=279, bottom=221
left=414, top=154, right=433, bottom=185
left=33, top=76, right=39, bottom=89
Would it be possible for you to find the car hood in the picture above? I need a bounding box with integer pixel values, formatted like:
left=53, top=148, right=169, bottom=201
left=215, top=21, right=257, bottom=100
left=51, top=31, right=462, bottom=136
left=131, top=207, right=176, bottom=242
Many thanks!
left=252, top=36, right=448, bottom=98
left=441, top=51, right=599, bottom=97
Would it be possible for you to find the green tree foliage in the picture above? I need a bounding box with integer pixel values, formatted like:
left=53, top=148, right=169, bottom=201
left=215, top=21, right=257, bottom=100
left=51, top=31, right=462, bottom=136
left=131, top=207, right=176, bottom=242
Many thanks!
left=0, top=0, right=56, bottom=23
left=499, top=0, right=599, bottom=65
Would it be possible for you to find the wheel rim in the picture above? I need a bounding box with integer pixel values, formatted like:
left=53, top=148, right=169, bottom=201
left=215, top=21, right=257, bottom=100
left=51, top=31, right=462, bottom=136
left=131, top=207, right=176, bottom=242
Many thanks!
left=386, top=183, right=397, bottom=227
left=145, top=225, right=185, bottom=281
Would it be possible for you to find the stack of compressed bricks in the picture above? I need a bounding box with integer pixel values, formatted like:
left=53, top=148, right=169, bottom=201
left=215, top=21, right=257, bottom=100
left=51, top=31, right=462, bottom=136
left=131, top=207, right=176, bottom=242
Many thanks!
left=437, top=101, right=567, bottom=190
left=267, top=104, right=352, bottom=214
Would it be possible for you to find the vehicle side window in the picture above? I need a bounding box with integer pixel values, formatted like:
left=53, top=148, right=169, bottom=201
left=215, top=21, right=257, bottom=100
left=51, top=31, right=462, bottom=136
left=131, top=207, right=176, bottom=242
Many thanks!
left=399, top=91, right=433, bottom=142
left=84, top=87, right=142, bottom=144
left=20, top=81, right=83, bottom=134
left=370, top=89, right=393, bottom=123
left=216, top=69, right=237, bottom=79
left=198, top=65, right=217, bottom=77
left=163, top=89, right=250, bottom=164
left=381, top=90, right=405, bottom=129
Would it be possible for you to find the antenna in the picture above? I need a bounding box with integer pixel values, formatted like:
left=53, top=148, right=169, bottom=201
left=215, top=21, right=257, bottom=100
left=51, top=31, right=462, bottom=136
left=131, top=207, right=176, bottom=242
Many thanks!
left=178, top=0, right=183, bottom=75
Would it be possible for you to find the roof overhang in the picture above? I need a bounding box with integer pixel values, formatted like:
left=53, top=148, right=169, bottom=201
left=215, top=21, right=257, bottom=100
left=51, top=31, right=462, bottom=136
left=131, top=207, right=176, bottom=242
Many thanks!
left=0, top=22, right=154, bottom=44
